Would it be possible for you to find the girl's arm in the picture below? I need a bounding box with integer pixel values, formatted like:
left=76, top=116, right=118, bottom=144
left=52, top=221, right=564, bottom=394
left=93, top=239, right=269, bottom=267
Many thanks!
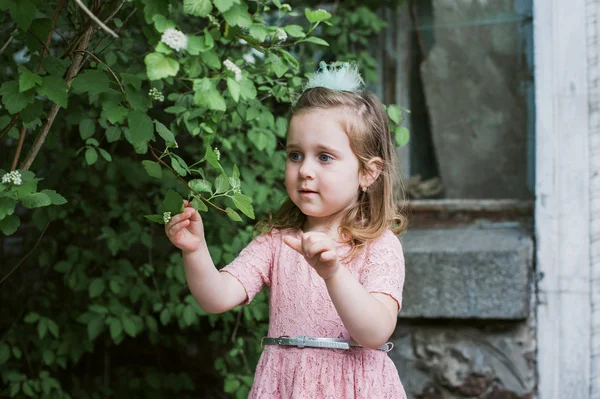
left=325, top=267, right=398, bottom=349
left=183, top=245, right=248, bottom=314
left=166, top=205, right=247, bottom=314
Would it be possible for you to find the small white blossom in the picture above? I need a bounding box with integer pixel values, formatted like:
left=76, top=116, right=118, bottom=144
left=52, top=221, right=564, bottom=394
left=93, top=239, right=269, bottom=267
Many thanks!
left=233, top=186, right=241, bottom=195
left=1, top=170, right=22, bottom=185
left=148, top=87, right=164, bottom=102
left=214, top=147, right=220, bottom=161
left=274, top=28, right=287, bottom=42
left=207, top=14, right=219, bottom=27
left=223, top=59, right=242, bottom=82
left=161, top=28, right=188, bottom=52
left=163, top=212, right=172, bottom=224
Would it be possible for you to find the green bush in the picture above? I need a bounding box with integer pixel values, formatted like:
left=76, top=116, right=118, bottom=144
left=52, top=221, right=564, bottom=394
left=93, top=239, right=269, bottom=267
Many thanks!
left=0, top=0, right=406, bottom=397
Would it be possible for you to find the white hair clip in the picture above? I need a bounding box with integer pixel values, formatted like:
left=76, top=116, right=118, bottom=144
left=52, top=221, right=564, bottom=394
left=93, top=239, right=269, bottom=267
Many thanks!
left=304, top=61, right=364, bottom=92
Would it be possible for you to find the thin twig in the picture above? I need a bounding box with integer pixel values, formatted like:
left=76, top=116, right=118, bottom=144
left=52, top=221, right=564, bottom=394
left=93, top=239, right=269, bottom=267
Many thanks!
left=38, top=0, right=67, bottom=73
left=0, top=114, right=19, bottom=141
left=10, top=126, right=27, bottom=171
left=103, top=0, right=126, bottom=24
left=0, top=222, right=51, bottom=287
left=73, top=0, right=119, bottom=38
left=148, top=147, right=227, bottom=213
left=231, top=309, right=242, bottom=343
left=0, top=36, right=13, bottom=57
left=20, top=27, right=94, bottom=171
left=73, top=49, right=125, bottom=94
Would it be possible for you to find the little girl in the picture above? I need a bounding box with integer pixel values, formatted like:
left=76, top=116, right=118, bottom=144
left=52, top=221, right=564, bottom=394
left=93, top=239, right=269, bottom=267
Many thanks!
left=165, top=62, right=408, bottom=398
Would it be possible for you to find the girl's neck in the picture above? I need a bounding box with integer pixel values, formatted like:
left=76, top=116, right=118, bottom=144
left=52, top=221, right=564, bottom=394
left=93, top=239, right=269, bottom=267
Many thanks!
left=302, top=215, right=341, bottom=238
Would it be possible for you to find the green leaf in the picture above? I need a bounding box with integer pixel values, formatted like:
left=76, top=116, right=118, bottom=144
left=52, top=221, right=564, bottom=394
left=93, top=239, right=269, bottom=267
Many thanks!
left=394, top=126, right=410, bottom=146
left=146, top=315, right=158, bottom=332
left=215, top=174, right=229, bottom=194
left=42, top=56, right=69, bottom=77
left=222, top=4, right=252, bottom=28
left=126, top=111, right=154, bottom=144
left=200, top=49, right=221, bottom=69
left=226, top=207, right=242, bottom=222
left=0, top=343, right=10, bottom=364
left=232, top=194, right=254, bottom=219
left=204, top=145, right=224, bottom=172
left=22, top=193, right=52, bottom=209
left=305, top=8, right=332, bottom=23
left=0, top=197, right=17, bottom=220
left=144, top=214, right=164, bottom=224
left=249, top=24, right=269, bottom=42
left=18, top=67, right=42, bottom=92
left=387, top=105, right=403, bottom=124
left=268, top=54, right=288, bottom=78
left=227, top=78, right=240, bottom=102
left=189, top=179, right=211, bottom=193
left=109, top=318, right=123, bottom=340
left=224, top=377, right=241, bottom=393
left=302, top=36, right=329, bottom=46
left=37, top=75, right=69, bottom=108
left=47, top=319, right=59, bottom=338
left=43, top=349, right=55, bottom=366
left=214, top=0, right=234, bottom=12
left=283, top=25, right=305, bottom=38
left=99, top=148, right=112, bottom=162
left=40, top=190, right=67, bottom=205
left=89, top=278, right=105, bottom=298
left=193, top=78, right=226, bottom=111
left=79, top=119, right=95, bottom=140
left=187, top=34, right=213, bottom=55
left=145, top=52, right=180, bottom=80
left=183, top=0, right=212, bottom=16
left=191, top=196, right=208, bottom=212
left=160, top=308, right=171, bottom=325
left=102, top=101, right=128, bottom=124
left=161, top=189, right=184, bottom=215
left=85, top=148, right=98, bottom=165
left=0, top=80, right=35, bottom=114
left=239, top=79, right=257, bottom=100
left=142, top=160, right=162, bottom=178
left=10, top=0, right=36, bottom=30
left=24, top=312, right=39, bottom=323
left=71, top=69, right=110, bottom=95
left=171, top=157, right=187, bottom=177
left=152, top=14, right=176, bottom=32
left=37, top=319, right=48, bottom=339
left=121, top=315, right=137, bottom=337
left=106, top=126, right=121, bottom=142
left=154, top=121, right=176, bottom=145
left=87, top=317, right=104, bottom=341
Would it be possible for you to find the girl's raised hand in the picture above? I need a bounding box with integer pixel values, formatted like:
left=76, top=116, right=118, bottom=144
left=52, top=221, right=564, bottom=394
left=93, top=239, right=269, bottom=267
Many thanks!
left=165, top=201, right=205, bottom=253
left=283, top=232, right=340, bottom=280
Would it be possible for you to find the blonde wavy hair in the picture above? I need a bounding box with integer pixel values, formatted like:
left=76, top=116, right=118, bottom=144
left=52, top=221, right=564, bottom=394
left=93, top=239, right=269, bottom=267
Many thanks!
left=259, top=87, right=408, bottom=259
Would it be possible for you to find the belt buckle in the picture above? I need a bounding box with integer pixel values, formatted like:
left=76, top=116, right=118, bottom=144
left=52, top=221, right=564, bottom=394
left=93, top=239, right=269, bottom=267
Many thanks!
left=296, top=335, right=306, bottom=348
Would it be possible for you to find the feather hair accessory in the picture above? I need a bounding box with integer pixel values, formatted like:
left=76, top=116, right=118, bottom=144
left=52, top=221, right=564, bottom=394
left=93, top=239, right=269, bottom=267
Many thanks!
left=304, top=61, right=364, bottom=92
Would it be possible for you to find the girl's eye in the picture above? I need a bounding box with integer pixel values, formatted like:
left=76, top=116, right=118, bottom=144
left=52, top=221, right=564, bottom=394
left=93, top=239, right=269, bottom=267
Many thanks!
left=318, top=154, right=333, bottom=162
left=288, top=152, right=302, bottom=161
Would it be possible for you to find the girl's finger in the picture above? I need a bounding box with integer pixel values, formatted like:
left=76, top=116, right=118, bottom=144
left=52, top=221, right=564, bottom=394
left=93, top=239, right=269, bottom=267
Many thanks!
left=283, top=236, right=303, bottom=254
left=167, top=219, right=190, bottom=236
left=319, top=250, right=337, bottom=263
left=305, top=240, right=332, bottom=259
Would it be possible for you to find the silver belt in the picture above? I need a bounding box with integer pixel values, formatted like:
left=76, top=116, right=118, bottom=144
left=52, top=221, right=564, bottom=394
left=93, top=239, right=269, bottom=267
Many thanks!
left=261, top=335, right=394, bottom=352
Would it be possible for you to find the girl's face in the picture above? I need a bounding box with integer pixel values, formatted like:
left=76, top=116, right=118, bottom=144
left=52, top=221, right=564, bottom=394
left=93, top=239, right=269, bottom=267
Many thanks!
left=285, top=108, right=363, bottom=232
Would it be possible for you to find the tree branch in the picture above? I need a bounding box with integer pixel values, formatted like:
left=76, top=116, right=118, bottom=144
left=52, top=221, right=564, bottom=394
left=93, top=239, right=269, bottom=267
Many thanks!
left=73, top=0, right=119, bottom=38
left=38, top=0, right=67, bottom=73
left=20, top=27, right=94, bottom=171
left=11, top=125, right=27, bottom=171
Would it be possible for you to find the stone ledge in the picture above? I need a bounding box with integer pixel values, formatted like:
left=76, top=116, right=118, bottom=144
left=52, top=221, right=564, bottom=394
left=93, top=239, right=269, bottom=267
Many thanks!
left=398, top=226, right=533, bottom=319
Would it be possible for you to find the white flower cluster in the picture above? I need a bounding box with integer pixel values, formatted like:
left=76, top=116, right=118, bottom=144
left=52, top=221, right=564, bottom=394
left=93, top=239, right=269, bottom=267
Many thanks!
left=223, top=59, right=242, bottom=82
left=214, top=147, right=221, bottom=161
left=1, top=170, right=22, bottom=185
left=148, top=87, right=164, bottom=102
left=274, top=28, right=287, bottom=42
left=163, top=212, right=172, bottom=224
left=161, top=28, right=188, bottom=52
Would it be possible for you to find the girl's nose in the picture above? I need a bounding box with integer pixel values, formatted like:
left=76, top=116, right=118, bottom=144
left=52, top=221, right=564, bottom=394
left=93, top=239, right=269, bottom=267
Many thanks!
left=298, top=160, right=315, bottom=179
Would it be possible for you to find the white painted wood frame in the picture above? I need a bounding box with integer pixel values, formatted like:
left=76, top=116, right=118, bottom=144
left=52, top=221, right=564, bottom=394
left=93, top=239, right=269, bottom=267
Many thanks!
left=534, top=0, right=592, bottom=398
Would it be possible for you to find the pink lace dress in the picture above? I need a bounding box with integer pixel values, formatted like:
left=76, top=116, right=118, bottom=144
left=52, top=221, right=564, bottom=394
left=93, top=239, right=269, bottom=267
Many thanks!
left=221, top=229, right=406, bottom=399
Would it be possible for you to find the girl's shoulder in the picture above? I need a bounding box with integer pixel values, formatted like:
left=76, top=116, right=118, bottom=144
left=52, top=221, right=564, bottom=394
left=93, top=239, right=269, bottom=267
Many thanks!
left=363, top=229, right=404, bottom=257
